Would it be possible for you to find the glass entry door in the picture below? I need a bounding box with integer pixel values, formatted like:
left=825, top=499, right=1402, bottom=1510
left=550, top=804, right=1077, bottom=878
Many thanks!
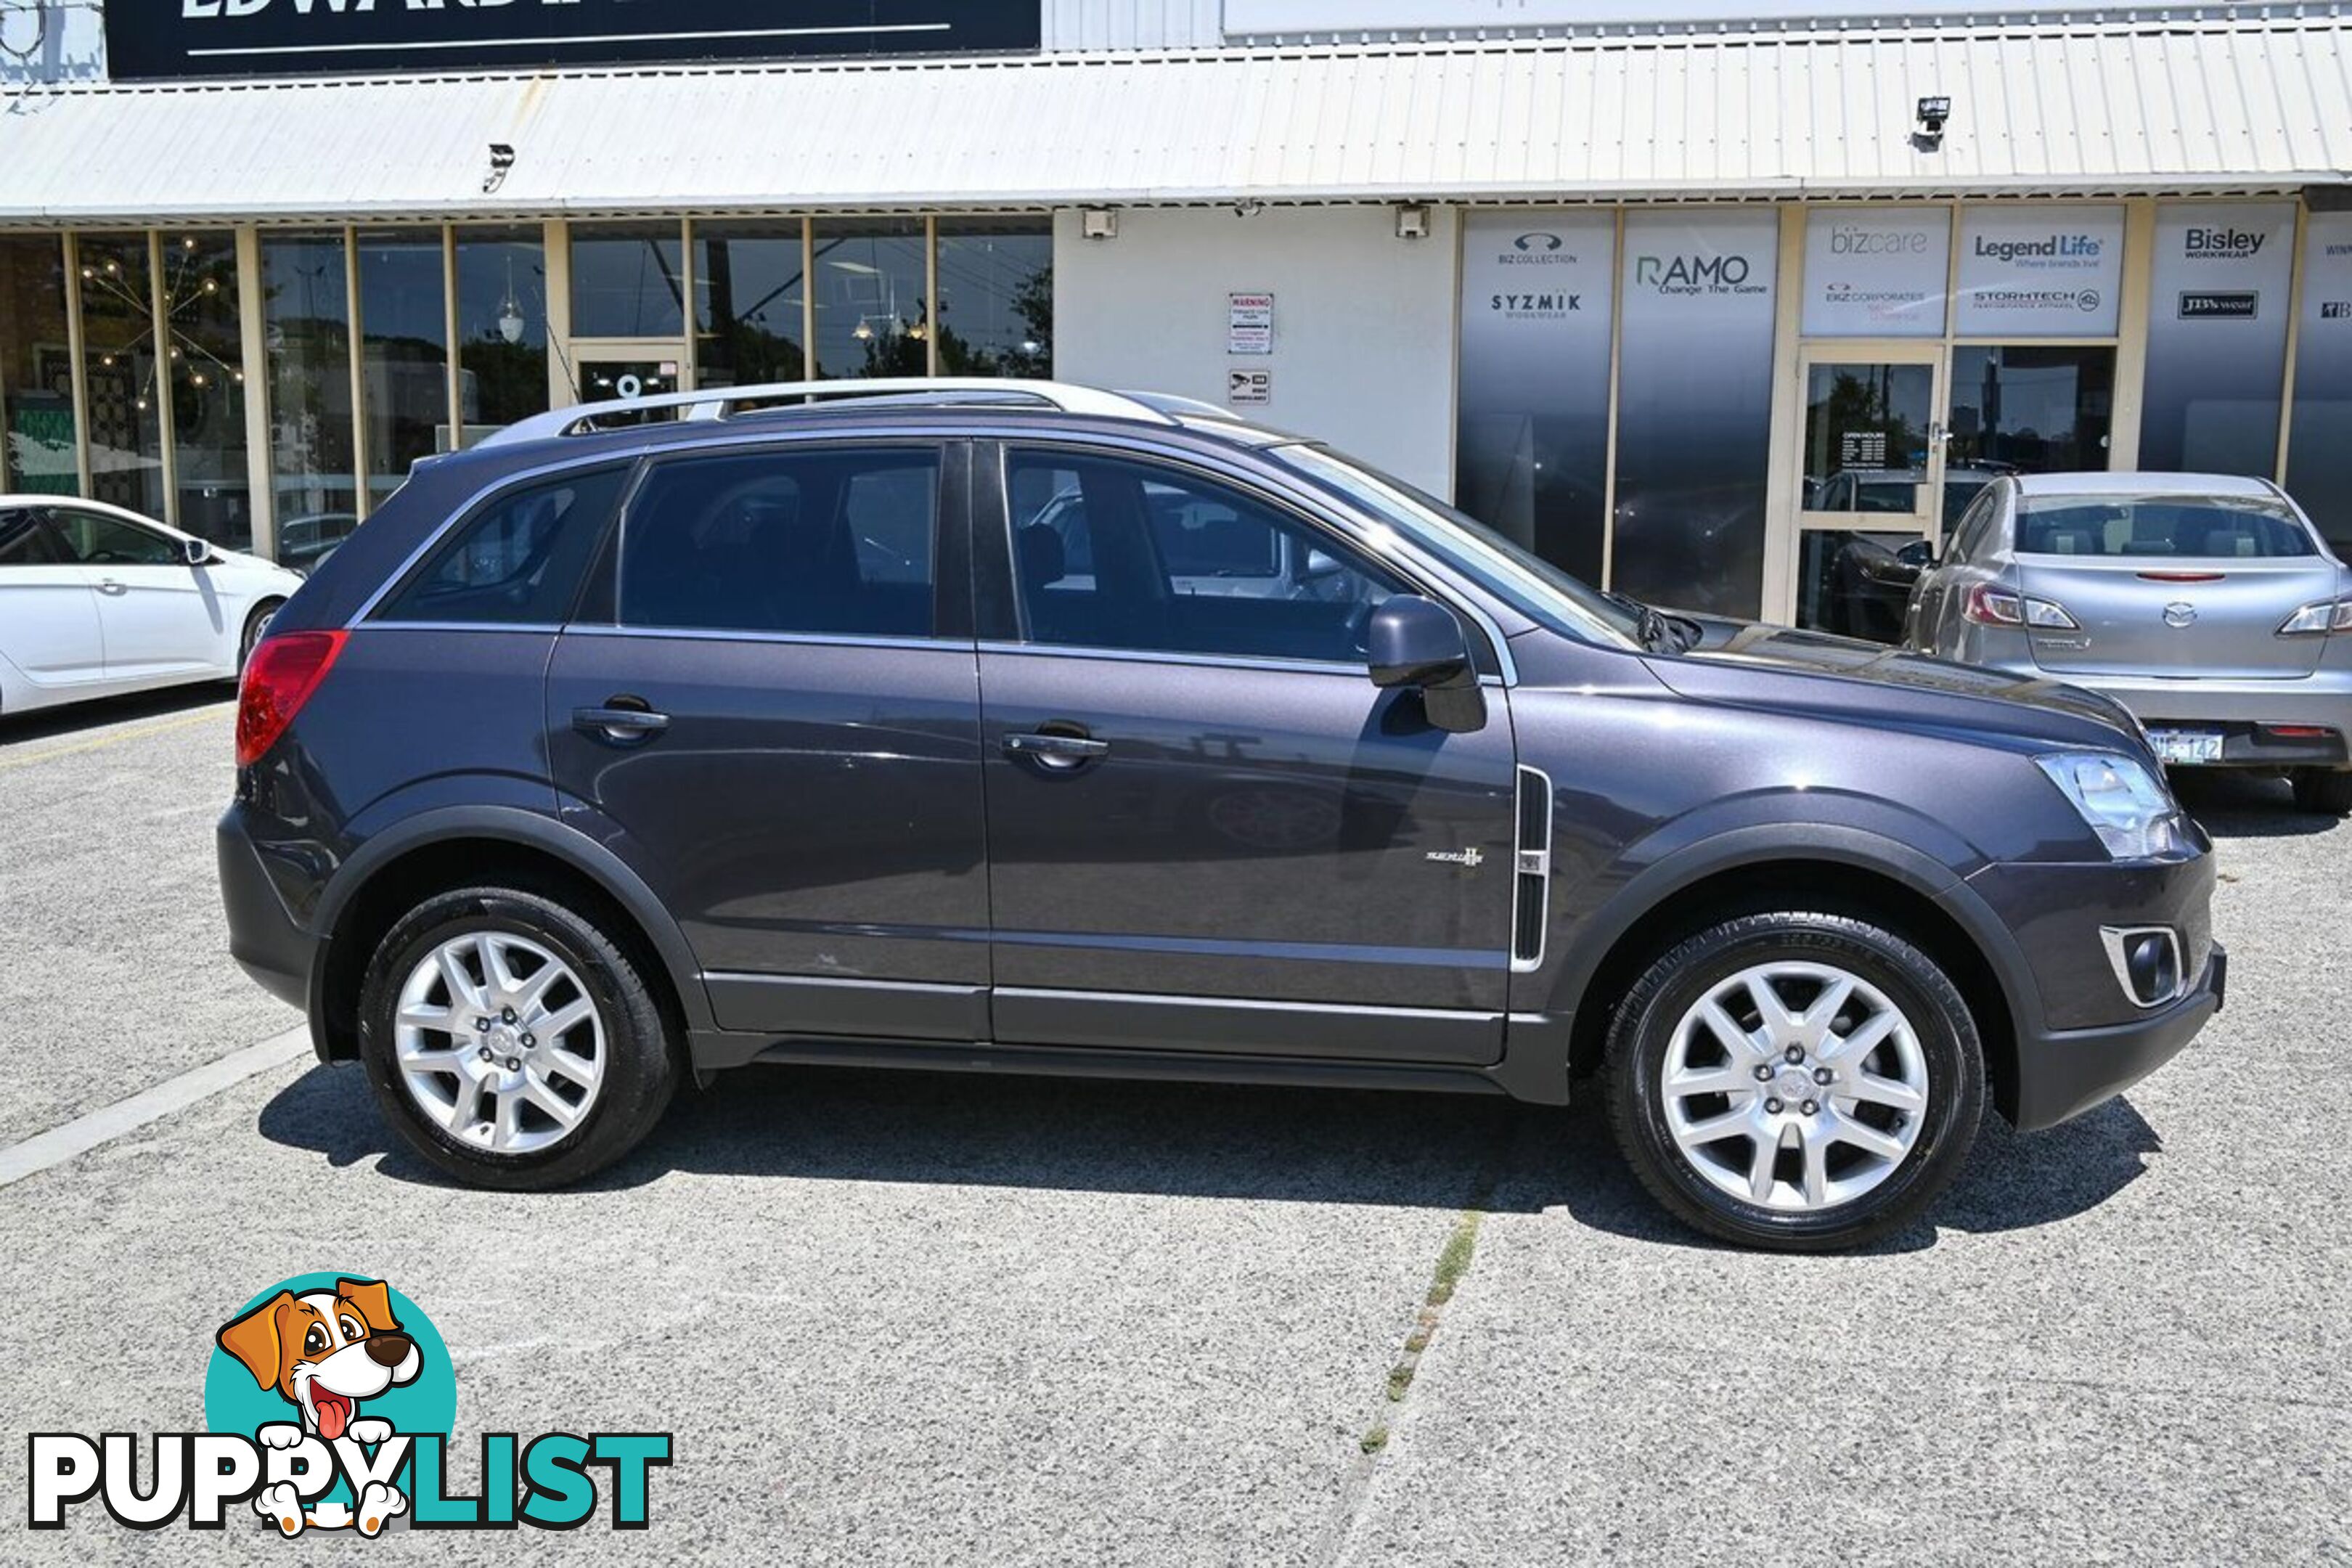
left=1792, top=346, right=1946, bottom=642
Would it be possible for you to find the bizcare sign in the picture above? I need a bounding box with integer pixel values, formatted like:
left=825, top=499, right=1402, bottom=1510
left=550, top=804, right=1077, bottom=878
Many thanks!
left=110, top=1, right=1042, bottom=81
left=1802, top=209, right=1950, bottom=338
left=1953, top=207, right=2125, bottom=336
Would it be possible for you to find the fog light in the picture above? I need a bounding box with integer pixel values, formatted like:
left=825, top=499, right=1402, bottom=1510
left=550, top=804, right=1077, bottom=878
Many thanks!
left=2102, top=926, right=2183, bottom=1009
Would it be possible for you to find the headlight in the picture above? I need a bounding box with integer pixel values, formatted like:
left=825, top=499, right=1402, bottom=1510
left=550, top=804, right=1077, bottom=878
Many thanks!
left=2035, top=752, right=2182, bottom=859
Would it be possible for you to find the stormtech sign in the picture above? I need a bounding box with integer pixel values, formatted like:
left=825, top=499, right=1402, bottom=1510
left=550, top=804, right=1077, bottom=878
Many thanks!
left=111, top=1, right=1041, bottom=81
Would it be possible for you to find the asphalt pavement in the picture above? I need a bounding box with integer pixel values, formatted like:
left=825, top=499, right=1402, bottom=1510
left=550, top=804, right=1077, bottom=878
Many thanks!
left=0, top=697, right=2344, bottom=1564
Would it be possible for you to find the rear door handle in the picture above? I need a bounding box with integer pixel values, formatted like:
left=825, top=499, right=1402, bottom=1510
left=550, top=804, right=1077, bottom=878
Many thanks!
left=95, top=579, right=128, bottom=597
left=573, top=704, right=671, bottom=747
left=1003, top=730, right=1110, bottom=767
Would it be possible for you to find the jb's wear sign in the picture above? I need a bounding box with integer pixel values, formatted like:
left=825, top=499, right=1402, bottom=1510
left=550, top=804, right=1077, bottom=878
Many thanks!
left=108, top=1, right=1040, bottom=81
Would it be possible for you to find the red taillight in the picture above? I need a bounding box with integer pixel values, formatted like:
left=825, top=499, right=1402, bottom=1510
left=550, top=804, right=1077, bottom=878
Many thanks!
left=236, top=629, right=347, bottom=768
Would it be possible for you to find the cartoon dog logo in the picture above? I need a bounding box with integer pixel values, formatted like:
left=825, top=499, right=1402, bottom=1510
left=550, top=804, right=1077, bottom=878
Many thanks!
left=216, top=1277, right=420, bottom=1537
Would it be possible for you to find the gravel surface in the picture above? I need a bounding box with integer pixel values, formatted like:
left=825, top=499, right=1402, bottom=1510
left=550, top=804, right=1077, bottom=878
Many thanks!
left=0, top=707, right=2342, bottom=1564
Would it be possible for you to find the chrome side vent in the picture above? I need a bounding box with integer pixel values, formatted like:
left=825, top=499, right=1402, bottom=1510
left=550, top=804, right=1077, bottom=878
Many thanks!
left=1511, top=765, right=1553, bottom=972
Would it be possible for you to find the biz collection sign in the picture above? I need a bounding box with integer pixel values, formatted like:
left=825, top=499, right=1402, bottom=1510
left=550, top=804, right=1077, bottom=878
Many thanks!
left=109, top=1, right=1041, bottom=81
left=1453, top=211, right=1616, bottom=579
left=1801, top=208, right=1951, bottom=338
left=1953, top=207, right=2125, bottom=337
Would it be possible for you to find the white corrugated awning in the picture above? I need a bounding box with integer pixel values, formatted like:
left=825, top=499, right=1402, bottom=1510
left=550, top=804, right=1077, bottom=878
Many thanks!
left=1, top=12, right=2346, bottom=223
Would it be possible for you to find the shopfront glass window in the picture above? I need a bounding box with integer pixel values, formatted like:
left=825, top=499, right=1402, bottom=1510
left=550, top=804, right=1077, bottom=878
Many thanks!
left=570, top=222, right=685, bottom=339
left=0, top=237, right=77, bottom=496
left=2140, top=202, right=2295, bottom=476
left=1947, top=345, right=2113, bottom=491
left=356, top=228, right=450, bottom=506
left=1611, top=210, right=1780, bottom=617
left=2287, top=211, right=2352, bottom=558
left=1454, top=212, right=1614, bottom=583
left=261, top=232, right=359, bottom=561
left=694, top=221, right=807, bottom=388
left=454, top=226, right=548, bottom=446
left=75, top=234, right=167, bottom=518
left=160, top=232, right=253, bottom=550
left=935, top=221, right=1051, bottom=377
left=810, top=219, right=927, bottom=379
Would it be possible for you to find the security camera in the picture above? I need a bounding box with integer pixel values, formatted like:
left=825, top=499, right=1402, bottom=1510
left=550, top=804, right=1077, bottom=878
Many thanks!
left=1916, top=95, right=1951, bottom=136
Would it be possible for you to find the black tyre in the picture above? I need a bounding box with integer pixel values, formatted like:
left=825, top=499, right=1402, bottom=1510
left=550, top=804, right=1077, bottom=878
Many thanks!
left=237, top=599, right=283, bottom=674
left=1604, top=912, right=1985, bottom=1252
left=2291, top=768, right=2352, bottom=817
left=356, top=885, right=679, bottom=1189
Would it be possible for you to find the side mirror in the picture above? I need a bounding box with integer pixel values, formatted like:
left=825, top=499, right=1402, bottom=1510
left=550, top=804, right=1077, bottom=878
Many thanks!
left=1368, top=595, right=1472, bottom=690
left=1895, top=539, right=1937, bottom=569
left=181, top=536, right=211, bottom=568
left=1367, top=595, right=1486, bottom=735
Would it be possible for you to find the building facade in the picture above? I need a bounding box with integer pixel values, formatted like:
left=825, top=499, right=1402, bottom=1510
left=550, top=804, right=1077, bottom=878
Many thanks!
left=1, top=1, right=2348, bottom=634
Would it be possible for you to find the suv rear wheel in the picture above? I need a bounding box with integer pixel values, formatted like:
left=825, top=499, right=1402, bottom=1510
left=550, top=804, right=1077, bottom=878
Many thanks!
left=356, top=885, right=679, bottom=1188
left=1604, top=912, right=1985, bottom=1251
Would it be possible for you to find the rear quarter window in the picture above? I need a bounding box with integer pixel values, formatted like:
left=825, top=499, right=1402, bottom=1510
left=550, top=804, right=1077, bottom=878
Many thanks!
left=374, top=467, right=629, bottom=625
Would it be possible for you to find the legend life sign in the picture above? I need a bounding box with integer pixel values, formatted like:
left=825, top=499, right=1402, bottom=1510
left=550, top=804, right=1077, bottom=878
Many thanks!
left=109, top=1, right=1041, bottom=82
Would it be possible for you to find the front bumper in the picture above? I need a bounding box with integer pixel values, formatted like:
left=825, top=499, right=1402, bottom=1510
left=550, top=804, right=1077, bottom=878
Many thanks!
left=2012, top=942, right=2225, bottom=1132
left=217, top=804, right=319, bottom=1018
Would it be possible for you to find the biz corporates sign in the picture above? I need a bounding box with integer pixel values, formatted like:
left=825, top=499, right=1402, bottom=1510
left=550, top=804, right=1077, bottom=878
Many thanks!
left=1802, top=209, right=1950, bottom=338
left=109, top=1, right=1040, bottom=81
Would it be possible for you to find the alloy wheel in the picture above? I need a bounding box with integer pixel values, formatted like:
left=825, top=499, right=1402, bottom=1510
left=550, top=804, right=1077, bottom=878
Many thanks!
left=393, top=931, right=606, bottom=1156
left=1659, top=960, right=1930, bottom=1212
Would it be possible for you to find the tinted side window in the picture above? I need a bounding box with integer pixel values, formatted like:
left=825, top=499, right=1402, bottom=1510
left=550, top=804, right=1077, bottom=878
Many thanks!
left=620, top=446, right=939, bottom=637
left=1005, top=450, right=1402, bottom=664
left=0, top=510, right=66, bottom=566
left=51, top=510, right=177, bottom=565
left=377, top=468, right=626, bottom=625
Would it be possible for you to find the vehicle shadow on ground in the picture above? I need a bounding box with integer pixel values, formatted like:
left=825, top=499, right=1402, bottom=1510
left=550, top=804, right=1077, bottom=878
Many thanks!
left=1535, top=1095, right=2163, bottom=1254
left=257, top=1058, right=2160, bottom=1245
left=0, top=682, right=231, bottom=746
left=2174, top=769, right=2341, bottom=839
left=260, top=1061, right=1535, bottom=1212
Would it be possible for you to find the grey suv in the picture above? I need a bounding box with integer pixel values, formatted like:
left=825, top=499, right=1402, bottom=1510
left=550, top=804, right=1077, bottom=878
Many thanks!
left=218, top=381, right=2224, bottom=1251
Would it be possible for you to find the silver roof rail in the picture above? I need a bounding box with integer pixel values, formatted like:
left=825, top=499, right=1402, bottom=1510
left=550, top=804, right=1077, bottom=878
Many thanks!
left=478, top=377, right=1179, bottom=447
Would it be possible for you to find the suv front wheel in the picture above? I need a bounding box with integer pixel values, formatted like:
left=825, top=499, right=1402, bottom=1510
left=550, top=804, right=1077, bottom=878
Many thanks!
left=1604, top=912, right=1985, bottom=1251
left=356, top=885, right=679, bottom=1189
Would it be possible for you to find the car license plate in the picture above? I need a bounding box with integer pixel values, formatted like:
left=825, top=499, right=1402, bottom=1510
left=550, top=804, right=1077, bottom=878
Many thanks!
left=2149, top=729, right=2224, bottom=765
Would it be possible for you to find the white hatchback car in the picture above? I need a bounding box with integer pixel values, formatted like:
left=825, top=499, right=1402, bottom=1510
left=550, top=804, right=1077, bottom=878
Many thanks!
left=0, top=497, right=308, bottom=717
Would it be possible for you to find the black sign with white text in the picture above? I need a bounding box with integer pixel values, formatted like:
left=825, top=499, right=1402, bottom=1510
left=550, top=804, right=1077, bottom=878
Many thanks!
left=107, top=1, right=1040, bottom=82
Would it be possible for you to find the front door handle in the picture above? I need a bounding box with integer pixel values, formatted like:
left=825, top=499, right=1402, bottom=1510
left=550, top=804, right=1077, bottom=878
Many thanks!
left=94, top=579, right=128, bottom=597
left=1003, top=730, right=1110, bottom=768
left=573, top=703, right=671, bottom=747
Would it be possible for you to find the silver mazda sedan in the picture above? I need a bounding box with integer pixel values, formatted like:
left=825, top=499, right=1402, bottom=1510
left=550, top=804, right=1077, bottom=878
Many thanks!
left=1905, top=472, right=2352, bottom=814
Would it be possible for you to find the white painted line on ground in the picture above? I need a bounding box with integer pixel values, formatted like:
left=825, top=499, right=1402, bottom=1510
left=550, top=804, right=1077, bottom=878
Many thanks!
left=0, top=1024, right=313, bottom=1188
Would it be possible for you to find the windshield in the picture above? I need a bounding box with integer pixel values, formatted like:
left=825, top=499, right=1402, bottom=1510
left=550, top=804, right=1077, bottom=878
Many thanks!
left=1274, top=444, right=1643, bottom=649
left=2016, top=494, right=2318, bottom=559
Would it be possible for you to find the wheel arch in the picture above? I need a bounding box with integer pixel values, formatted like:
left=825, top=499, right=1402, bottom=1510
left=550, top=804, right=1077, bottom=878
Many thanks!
left=310, top=808, right=711, bottom=1063
left=1551, top=829, right=2038, bottom=1125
